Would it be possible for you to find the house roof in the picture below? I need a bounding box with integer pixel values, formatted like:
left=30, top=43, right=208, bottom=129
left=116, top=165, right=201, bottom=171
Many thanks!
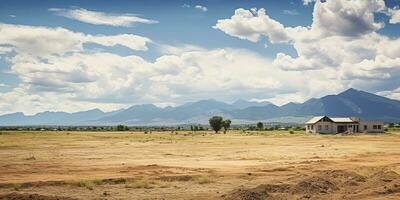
left=306, top=116, right=357, bottom=124
left=330, top=117, right=355, bottom=123
left=305, top=116, right=325, bottom=124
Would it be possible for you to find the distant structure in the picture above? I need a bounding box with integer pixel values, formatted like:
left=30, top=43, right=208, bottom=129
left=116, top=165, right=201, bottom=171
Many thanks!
left=305, top=116, right=384, bottom=134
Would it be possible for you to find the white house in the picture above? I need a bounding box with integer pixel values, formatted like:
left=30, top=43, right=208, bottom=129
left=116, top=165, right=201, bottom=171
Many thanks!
left=305, top=116, right=384, bottom=134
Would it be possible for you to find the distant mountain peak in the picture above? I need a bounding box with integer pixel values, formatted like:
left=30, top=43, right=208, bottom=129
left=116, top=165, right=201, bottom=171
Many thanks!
left=1, top=88, right=400, bottom=125
left=339, top=88, right=360, bottom=95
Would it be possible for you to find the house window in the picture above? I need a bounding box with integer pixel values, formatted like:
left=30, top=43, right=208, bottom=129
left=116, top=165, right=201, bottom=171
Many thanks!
left=364, top=125, right=367, bottom=130
left=311, top=125, right=314, bottom=130
left=317, top=125, right=322, bottom=131
left=374, top=125, right=382, bottom=129
left=325, top=125, right=329, bottom=130
left=378, top=125, right=381, bottom=129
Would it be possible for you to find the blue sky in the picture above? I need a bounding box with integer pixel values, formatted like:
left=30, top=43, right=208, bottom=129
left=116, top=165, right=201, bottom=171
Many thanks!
left=0, top=0, right=399, bottom=114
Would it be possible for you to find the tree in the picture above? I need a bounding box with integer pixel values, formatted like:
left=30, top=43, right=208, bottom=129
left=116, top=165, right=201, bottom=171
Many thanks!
left=209, top=116, right=224, bottom=133
left=256, top=122, right=264, bottom=130
left=222, top=119, right=231, bottom=134
left=116, top=124, right=128, bottom=131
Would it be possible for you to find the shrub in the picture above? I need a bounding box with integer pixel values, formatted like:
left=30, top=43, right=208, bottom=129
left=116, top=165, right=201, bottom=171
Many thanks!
left=194, top=175, right=212, bottom=184
left=116, top=124, right=129, bottom=131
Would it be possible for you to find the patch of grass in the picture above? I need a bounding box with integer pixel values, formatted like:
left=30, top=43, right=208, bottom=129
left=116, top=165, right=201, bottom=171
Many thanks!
left=194, top=175, right=212, bottom=184
left=67, top=180, right=99, bottom=190
left=125, top=178, right=157, bottom=189
left=12, top=183, right=22, bottom=191
left=24, top=155, right=36, bottom=160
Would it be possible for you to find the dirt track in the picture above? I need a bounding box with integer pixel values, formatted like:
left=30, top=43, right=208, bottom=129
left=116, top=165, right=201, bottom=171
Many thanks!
left=0, top=131, right=400, bottom=199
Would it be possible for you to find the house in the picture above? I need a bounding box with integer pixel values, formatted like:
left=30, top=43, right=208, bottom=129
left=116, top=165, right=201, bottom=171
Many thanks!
left=305, top=116, right=384, bottom=134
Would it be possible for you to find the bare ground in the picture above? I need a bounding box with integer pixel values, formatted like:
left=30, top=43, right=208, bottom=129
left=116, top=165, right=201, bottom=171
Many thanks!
left=0, top=131, right=400, bottom=199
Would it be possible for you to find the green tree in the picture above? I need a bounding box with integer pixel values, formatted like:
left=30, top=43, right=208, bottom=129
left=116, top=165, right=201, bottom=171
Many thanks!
left=209, top=116, right=224, bottom=133
left=116, top=124, right=128, bottom=131
left=222, top=119, right=231, bottom=134
left=256, top=122, right=264, bottom=130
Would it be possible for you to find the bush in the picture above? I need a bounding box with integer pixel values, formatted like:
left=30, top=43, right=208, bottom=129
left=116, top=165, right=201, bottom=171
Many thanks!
left=116, top=124, right=129, bottom=131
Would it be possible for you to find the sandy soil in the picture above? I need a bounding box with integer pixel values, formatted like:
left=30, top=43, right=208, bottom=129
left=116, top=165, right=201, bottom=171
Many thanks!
left=0, top=131, right=400, bottom=199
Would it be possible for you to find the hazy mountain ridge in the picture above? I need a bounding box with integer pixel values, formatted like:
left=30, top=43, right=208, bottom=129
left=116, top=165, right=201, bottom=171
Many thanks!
left=1, top=88, right=400, bottom=126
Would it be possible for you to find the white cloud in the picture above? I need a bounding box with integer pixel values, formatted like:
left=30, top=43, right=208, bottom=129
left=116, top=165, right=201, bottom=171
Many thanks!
left=214, top=0, right=400, bottom=101
left=9, top=15, right=16, bottom=18
left=273, top=53, right=319, bottom=71
left=49, top=8, right=158, bottom=27
left=388, top=6, right=400, bottom=24
left=213, top=8, right=291, bottom=43
left=311, top=0, right=385, bottom=37
left=182, top=4, right=191, bottom=8
left=283, top=9, right=299, bottom=15
left=0, top=46, right=13, bottom=55
left=1, top=0, right=400, bottom=115
left=377, top=87, right=400, bottom=100
left=0, top=83, right=6, bottom=87
left=0, top=23, right=151, bottom=57
left=85, top=34, right=151, bottom=51
left=1, top=37, right=342, bottom=114
left=157, top=44, right=206, bottom=55
left=195, top=5, right=208, bottom=12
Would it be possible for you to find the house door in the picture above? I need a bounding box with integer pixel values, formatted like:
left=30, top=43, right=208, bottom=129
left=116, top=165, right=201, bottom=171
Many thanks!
left=337, top=125, right=347, bottom=133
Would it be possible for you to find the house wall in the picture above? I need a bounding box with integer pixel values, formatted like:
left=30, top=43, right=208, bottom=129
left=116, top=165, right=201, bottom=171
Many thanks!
left=359, top=121, right=384, bottom=133
left=316, top=121, right=334, bottom=134
left=306, top=122, right=361, bottom=134
left=306, top=122, right=335, bottom=134
left=305, top=124, right=315, bottom=133
left=305, top=116, right=385, bottom=134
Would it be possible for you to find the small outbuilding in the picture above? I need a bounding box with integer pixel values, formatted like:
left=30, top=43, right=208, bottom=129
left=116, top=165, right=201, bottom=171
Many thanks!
left=305, top=116, right=384, bottom=134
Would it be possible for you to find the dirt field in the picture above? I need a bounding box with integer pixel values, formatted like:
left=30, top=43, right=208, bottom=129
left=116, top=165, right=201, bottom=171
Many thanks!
left=0, top=130, right=400, bottom=200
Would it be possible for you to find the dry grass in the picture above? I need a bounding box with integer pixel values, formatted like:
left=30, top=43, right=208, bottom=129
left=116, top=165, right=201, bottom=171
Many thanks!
left=194, top=175, right=212, bottom=184
left=125, top=178, right=158, bottom=189
left=1, top=130, right=400, bottom=199
left=66, top=179, right=100, bottom=190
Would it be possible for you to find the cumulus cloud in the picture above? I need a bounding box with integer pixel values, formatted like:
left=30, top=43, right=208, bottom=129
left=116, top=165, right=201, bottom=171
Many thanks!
left=0, top=23, right=151, bottom=57
left=157, top=44, right=206, bottom=55
left=195, top=5, right=208, bottom=12
left=49, top=7, right=158, bottom=27
left=377, top=87, right=400, bottom=100
left=214, top=0, right=400, bottom=100
left=1, top=0, right=400, bottom=114
left=0, top=28, right=342, bottom=114
left=388, top=7, right=400, bottom=24
left=213, top=8, right=291, bottom=43
left=311, top=0, right=385, bottom=37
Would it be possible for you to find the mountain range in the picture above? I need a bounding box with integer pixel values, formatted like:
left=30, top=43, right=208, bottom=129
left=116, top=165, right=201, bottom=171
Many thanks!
left=1, top=88, right=400, bottom=126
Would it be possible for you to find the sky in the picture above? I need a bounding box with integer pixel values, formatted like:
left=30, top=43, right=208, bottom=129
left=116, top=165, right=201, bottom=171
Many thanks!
left=0, top=0, right=400, bottom=115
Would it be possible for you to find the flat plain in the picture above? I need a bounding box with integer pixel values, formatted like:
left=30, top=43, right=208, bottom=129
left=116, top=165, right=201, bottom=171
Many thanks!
left=0, top=130, right=400, bottom=200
